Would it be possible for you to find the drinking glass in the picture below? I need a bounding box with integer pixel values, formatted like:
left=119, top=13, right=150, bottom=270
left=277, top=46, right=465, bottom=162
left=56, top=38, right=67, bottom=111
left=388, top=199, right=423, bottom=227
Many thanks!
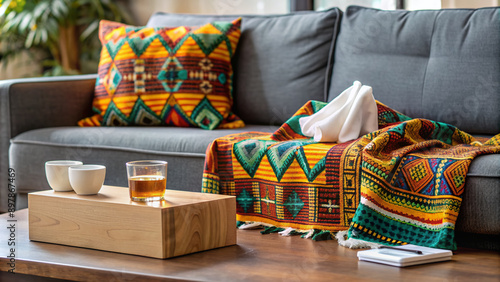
left=126, top=160, right=167, bottom=201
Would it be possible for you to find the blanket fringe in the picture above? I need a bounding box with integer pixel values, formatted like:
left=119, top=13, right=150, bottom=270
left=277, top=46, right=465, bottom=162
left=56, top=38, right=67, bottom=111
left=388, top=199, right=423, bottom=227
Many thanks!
left=312, top=230, right=334, bottom=241
left=238, top=221, right=263, bottom=230
left=278, top=227, right=295, bottom=236
left=237, top=221, right=333, bottom=240
left=335, top=231, right=381, bottom=249
left=261, top=226, right=285, bottom=234
left=238, top=222, right=383, bottom=246
left=302, top=229, right=315, bottom=239
left=301, top=229, right=333, bottom=241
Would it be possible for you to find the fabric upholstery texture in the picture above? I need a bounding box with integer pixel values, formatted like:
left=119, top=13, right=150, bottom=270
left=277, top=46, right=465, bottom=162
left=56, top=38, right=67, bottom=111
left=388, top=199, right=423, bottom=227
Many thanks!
left=329, top=6, right=500, bottom=134
left=147, top=8, right=341, bottom=125
left=0, top=75, right=96, bottom=213
left=0, top=81, right=12, bottom=215
left=12, top=125, right=277, bottom=155
left=79, top=19, right=243, bottom=130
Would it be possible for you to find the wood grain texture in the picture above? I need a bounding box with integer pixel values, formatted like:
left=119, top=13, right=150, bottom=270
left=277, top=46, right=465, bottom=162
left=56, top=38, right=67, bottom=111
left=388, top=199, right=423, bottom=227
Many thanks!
left=1, top=209, right=499, bottom=281
left=28, top=186, right=236, bottom=259
left=163, top=197, right=236, bottom=258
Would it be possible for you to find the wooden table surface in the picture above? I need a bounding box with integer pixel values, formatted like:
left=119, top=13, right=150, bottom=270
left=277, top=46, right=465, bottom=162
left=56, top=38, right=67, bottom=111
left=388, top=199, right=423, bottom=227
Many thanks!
left=1, top=209, right=499, bottom=281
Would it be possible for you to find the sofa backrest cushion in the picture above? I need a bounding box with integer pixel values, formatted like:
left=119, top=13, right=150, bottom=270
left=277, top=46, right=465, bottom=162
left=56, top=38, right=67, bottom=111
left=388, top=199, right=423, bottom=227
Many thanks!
left=147, top=9, right=341, bottom=125
left=329, top=6, right=500, bottom=134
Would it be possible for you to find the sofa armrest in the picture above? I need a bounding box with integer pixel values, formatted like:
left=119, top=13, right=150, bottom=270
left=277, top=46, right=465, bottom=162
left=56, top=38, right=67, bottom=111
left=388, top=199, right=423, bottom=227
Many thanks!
left=0, top=74, right=96, bottom=212
left=1, top=74, right=97, bottom=137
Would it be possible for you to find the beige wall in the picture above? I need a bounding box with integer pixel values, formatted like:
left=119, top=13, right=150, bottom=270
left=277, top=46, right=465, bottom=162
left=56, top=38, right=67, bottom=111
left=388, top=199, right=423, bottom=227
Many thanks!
left=0, top=51, right=43, bottom=80
left=128, top=0, right=500, bottom=25
left=127, top=0, right=289, bottom=26
left=441, top=0, right=499, bottom=8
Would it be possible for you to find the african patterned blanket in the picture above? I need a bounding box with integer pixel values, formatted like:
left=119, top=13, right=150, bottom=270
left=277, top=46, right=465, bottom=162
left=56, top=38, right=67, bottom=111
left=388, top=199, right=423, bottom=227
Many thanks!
left=201, top=100, right=500, bottom=250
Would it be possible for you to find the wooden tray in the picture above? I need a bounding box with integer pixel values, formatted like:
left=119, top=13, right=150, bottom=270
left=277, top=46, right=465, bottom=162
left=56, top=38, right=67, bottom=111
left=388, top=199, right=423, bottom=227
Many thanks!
left=28, top=185, right=236, bottom=259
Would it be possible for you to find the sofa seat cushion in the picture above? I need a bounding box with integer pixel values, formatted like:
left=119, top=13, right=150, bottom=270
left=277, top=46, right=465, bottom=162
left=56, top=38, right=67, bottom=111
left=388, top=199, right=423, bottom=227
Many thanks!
left=11, top=125, right=277, bottom=156
left=330, top=6, right=500, bottom=134
left=457, top=154, right=500, bottom=235
left=9, top=125, right=277, bottom=208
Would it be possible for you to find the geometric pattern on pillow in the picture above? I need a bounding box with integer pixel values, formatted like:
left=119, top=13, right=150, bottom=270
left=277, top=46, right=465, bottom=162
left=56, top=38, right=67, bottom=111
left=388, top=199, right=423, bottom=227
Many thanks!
left=78, top=19, right=244, bottom=130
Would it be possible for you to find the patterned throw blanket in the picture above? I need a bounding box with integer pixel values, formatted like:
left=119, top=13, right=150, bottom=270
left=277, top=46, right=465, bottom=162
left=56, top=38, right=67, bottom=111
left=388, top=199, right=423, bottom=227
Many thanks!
left=202, top=101, right=500, bottom=250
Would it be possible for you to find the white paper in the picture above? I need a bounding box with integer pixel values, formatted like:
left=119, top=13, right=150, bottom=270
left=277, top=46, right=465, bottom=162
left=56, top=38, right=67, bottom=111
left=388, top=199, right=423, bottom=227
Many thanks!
left=357, top=244, right=453, bottom=267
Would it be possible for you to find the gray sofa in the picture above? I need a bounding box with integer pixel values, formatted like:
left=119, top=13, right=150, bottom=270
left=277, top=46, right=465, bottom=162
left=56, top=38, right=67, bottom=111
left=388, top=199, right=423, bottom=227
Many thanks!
left=1, top=6, right=499, bottom=250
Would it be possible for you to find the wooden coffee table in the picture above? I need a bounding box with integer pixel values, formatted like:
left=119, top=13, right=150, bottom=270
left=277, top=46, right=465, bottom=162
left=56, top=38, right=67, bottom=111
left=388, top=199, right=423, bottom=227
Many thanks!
left=1, top=209, right=499, bottom=281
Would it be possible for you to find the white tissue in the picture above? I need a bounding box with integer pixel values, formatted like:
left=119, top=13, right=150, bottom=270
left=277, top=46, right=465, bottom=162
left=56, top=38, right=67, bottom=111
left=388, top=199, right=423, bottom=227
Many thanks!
left=299, top=81, right=378, bottom=143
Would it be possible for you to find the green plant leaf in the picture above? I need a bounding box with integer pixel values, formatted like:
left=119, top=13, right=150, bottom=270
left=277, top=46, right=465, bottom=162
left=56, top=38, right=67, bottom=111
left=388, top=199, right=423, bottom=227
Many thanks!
left=40, top=28, right=48, bottom=43
left=2, top=13, right=20, bottom=32
left=80, top=19, right=98, bottom=41
left=33, top=30, right=42, bottom=45
left=4, top=9, right=16, bottom=21
left=33, top=2, right=49, bottom=19
left=46, top=17, right=59, bottom=34
left=76, top=16, right=91, bottom=26
left=0, top=0, right=12, bottom=16
left=19, top=12, right=33, bottom=32
left=91, top=0, right=105, bottom=18
left=25, top=30, right=36, bottom=48
left=105, top=3, right=124, bottom=22
left=41, top=59, right=59, bottom=67
left=1, top=0, right=131, bottom=76
left=51, top=0, right=69, bottom=21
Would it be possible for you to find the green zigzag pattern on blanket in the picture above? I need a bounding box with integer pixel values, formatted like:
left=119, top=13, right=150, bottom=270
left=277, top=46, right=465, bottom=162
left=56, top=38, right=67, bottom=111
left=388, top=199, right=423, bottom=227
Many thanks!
left=266, top=140, right=316, bottom=181
left=296, top=147, right=327, bottom=182
left=234, top=138, right=325, bottom=182
left=234, top=139, right=277, bottom=178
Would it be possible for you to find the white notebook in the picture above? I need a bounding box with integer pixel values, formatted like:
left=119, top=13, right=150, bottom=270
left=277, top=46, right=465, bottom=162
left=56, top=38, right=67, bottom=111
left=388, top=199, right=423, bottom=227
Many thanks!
left=357, top=244, right=453, bottom=267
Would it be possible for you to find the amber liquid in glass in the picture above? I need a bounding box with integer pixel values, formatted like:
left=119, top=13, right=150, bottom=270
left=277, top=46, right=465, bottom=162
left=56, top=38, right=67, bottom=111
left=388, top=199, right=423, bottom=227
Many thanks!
left=128, top=175, right=166, bottom=201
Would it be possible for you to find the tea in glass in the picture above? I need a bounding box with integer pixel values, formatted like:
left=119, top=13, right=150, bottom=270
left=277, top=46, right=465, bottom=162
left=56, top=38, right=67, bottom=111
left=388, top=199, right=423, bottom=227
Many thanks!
left=126, top=160, right=167, bottom=201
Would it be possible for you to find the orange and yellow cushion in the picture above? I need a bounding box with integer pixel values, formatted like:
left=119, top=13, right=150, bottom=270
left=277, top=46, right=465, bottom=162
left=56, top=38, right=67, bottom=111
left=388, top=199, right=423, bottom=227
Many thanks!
left=78, top=19, right=244, bottom=130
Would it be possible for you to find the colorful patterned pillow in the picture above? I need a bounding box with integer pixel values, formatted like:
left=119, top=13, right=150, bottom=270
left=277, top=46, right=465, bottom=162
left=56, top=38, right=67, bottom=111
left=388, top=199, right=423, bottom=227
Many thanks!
left=78, top=19, right=244, bottom=130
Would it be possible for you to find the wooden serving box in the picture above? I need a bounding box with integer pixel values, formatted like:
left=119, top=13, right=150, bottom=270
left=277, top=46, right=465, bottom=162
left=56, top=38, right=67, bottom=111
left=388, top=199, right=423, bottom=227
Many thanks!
left=28, top=185, right=236, bottom=259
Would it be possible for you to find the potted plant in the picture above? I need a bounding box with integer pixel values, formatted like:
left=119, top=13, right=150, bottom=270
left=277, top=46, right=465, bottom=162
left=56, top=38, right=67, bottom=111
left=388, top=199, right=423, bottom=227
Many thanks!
left=0, top=0, right=131, bottom=76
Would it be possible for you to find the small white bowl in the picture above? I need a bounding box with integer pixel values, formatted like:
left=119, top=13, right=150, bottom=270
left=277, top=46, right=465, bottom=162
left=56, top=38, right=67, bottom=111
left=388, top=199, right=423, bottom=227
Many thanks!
left=69, top=165, right=106, bottom=195
left=45, top=160, right=83, bottom=191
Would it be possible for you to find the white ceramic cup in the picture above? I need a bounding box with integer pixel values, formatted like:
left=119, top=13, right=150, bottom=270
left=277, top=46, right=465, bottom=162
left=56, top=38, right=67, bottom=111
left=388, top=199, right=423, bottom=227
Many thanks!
left=68, top=165, right=106, bottom=195
left=45, top=160, right=84, bottom=191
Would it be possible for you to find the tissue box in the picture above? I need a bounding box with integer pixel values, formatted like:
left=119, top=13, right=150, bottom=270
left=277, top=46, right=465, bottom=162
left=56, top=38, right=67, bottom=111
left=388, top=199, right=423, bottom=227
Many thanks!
left=28, top=186, right=236, bottom=259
